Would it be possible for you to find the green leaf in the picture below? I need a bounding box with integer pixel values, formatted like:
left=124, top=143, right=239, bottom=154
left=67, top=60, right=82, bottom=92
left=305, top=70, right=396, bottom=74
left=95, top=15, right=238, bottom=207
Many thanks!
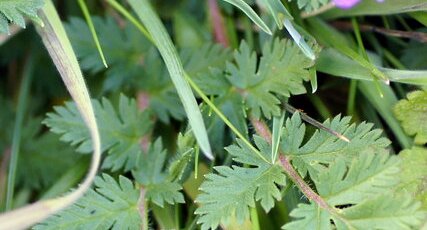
left=394, top=90, right=427, bottom=145
left=17, top=125, right=81, bottom=190
left=65, top=16, right=152, bottom=91
left=128, top=0, right=213, bottom=159
left=221, top=0, right=272, bottom=35
left=0, top=0, right=44, bottom=33
left=284, top=153, right=425, bottom=230
left=132, top=138, right=185, bottom=207
left=226, top=39, right=313, bottom=119
left=395, top=147, right=427, bottom=208
left=292, top=0, right=330, bottom=13
left=35, top=174, right=141, bottom=230
left=44, top=95, right=153, bottom=171
left=282, top=203, right=331, bottom=230
left=315, top=152, right=400, bottom=206
left=195, top=136, right=286, bottom=230
left=281, top=113, right=390, bottom=177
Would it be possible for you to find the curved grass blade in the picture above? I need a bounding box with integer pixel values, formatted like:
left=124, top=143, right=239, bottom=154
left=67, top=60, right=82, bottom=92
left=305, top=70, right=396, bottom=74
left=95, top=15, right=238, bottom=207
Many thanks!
left=221, top=0, right=272, bottom=35
left=0, top=1, right=101, bottom=229
left=127, top=0, right=213, bottom=160
left=77, top=0, right=108, bottom=68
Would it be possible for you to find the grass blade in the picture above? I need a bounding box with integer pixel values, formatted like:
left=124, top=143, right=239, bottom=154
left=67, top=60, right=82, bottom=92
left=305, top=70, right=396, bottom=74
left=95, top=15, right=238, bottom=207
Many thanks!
left=271, top=113, right=285, bottom=163
left=77, top=0, right=108, bottom=68
left=221, top=0, right=272, bottom=35
left=0, top=1, right=101, bottom=228
left=127, top=0, right=213, bottom=159
left=5, top=54, right=34, bottom=211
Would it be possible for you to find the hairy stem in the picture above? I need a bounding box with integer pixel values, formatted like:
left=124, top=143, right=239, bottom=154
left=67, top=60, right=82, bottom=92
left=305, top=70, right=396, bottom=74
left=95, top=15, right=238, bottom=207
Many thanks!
left=249, top=117, right=336, bottom=214
left=138, top=186, right=149, bottom=230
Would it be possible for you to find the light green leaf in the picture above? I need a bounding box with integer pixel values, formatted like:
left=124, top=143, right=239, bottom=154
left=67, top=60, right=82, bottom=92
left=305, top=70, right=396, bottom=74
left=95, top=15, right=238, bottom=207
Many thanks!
left=394, top=90, right=427, bottom=145
left=282, top=203, right=332, bottom=230
left=395, top=147, right=427, bottom=209
left=285, top=153, right=425, bottom=230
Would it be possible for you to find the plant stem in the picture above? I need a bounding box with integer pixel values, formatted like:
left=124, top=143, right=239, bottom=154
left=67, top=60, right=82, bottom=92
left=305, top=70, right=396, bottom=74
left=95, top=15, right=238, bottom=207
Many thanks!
left=250, top=207, right=260, bottom=230
left=5, top=55, right=33, bottom=211
left=138, top=186, right=149, bottom=230
left=249, top=117, right=337, bottom=217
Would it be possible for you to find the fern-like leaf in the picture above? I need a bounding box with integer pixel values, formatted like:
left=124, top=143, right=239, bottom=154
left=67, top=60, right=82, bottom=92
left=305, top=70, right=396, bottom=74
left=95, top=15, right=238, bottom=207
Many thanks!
left=226, top=39, right=314, bottom=118
left=132, top=138, right=185, bottom=207
left=35, top=174, right=141, bottom=230
left=281, top=113, right=390, bottom=177
left=0, top=0, right=43, bottom=33
left=195, top=136, right=286, bottom=230
left=283, top=152, right=425, bottom=229
left=44, top=95, right=153, bottom=171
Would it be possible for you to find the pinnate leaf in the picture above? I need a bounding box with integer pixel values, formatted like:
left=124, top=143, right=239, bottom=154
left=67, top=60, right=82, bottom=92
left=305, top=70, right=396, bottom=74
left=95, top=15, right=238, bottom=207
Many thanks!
left=0, top=0, right=43, bottom=33
left=132, top=139, right=185, bottom=207
left=195, top=136, right=286, bottom=230
left=281, top=113, right=390, bottom=177
left=35, top=174, right=141, bottom=230
left=44, top=95, right=153, bottom=171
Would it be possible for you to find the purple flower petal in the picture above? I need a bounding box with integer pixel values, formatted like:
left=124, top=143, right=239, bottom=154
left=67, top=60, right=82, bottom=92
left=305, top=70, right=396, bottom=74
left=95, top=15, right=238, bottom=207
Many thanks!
left=333, top=0, right=361, bottom=9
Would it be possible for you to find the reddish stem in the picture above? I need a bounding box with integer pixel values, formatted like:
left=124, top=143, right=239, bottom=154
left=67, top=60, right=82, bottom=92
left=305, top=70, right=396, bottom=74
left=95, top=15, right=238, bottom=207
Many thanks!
left=208, top=0, right=229, bottom=47
left=249, top=117, right=335, bottom=213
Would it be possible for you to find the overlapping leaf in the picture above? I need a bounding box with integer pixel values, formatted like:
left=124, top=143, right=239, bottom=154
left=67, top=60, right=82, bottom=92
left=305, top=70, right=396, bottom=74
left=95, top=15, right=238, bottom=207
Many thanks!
left=35, top=174, right=141, bottom=230
left=132, top=138, right=185, bottom=207
left=281, top=113, right=390, bottom=176
left=283, top=152, right=425, bottom=229
left=0, top=0, right=43, bottom=33
left=195, top=136, right=286, bottom=230
left=44, top=95, right=152, bottom=171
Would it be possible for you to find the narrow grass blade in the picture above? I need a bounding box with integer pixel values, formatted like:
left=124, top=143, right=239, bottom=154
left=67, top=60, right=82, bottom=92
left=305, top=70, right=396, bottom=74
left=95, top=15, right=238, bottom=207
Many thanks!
left=0, top=1, right=101, bottom=229
left=271, top=113, right=285, bottom=163
left=221, top=0, right=272, bottom=35
left=5, top=54, right=34, bottom=211
left=317, top=48, right=427, bottom=86
left=358, top=81, right=412, bottom=148
left=127, top=0, right=213, bottom=159
left=77, top=0, right=108, bottom=68
left=283, top=19, right=316, bottom=60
